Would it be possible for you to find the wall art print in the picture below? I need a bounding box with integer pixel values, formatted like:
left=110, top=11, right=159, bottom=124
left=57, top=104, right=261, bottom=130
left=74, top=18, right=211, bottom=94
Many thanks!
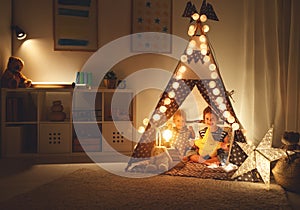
left=131, top=0, right=172, bottom=53
left=54, top=0, right=98, bottom=51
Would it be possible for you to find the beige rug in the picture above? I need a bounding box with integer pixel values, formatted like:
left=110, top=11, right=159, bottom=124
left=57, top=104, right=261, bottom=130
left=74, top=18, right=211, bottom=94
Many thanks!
left=0, top=167, right=291, bottom=210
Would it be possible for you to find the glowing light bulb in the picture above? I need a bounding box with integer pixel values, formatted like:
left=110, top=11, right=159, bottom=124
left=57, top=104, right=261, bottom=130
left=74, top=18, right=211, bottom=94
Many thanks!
left=209, top=81, right=216, bottom=88
left=209, top=64, right=216, bottom=71
left=200, top=14, right=207, bottom=22
left=219, top=103, right=226, bottom=111
left=138, top=126, right=145, bottom=133
left=188, top=25, right=196, bottom=36
left=186, top=47, right=193, bottom=55
left=189, top=40, right=196, bottom=48
left=188, top=30, right=195, bottom=36
left=143, top=118, right=149, bottom=126
left=228, top=115, right=235, bottom=123
left=203, top=25, right=210, bottom=33
left=223, top=111, right=231, bottom=118
left=216, top=97, right=224, bottom=104
left=159, top=106, right=167, bottom=113
left=172, top=82, right=180, bottom=89
left=168, top=91, right=176, bottom=98
left=189, top=25, right=195, bottom=31
left=162, top=129, right=173, bottom=142
left=178, top=65, right=186, bottom=73
left=164, top=98, right=171, bottom=105
left=175, top=73, right=182, bottom=80
left=211, top=72, right=218, bottom=79
left=201, top=48, right=208, bottom=55
left=203, top=55, right=210, bottom=63
left=153, top=114, right=161, bottom=121
left=232, top=123, right=240, bottom=130
left=213, top=88, right=220, bottom=95
left=181, top=55, right=188, bottom=63
left=200, top=43, right=207, bottom=50
left=192, top=13, right=200, bottom=21
left=199, top=35, right=206, bottom=43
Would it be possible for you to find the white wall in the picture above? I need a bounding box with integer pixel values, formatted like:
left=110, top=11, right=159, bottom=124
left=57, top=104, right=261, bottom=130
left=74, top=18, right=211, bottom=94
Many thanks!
left=12, top=0, right=245, bottom=83
left=10, top=0, right=246, bottom=130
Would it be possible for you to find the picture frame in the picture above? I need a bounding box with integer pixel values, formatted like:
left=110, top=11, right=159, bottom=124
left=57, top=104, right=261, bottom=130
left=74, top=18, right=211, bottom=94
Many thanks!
left=131, top=0, right=172, bottom=53
left=53, top=0, right=98, bottom=51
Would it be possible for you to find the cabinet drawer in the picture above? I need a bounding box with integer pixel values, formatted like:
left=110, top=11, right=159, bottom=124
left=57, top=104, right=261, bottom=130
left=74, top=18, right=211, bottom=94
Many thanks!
left=39, top=123, right=71, bottom=153
left=102, top=122, right=133, bottom=152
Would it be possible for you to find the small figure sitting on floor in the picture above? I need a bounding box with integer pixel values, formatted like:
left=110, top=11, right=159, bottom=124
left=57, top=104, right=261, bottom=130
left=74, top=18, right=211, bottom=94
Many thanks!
left=168, top=109, right=195, bottom=161
left=145, top=146, right=173, bottom=173
left=185, top=106, right=230, bottom=166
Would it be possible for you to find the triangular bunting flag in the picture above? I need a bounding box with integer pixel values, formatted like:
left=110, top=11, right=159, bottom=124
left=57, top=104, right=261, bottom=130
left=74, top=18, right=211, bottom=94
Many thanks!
left=182, top=1, right=197, bottom=17
left=200, top=0, right=219, bottom=21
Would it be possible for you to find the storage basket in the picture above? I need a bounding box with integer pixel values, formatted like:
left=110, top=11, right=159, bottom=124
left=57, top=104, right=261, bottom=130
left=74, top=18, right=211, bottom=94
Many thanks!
left=272, top=151, right=300, bottom=193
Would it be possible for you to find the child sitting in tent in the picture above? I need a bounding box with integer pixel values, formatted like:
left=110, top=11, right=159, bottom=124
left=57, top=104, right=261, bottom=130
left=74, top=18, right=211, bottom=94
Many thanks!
left=167, top=109, right=195, bottom=161
left=184, top=106, right=230, bottom=165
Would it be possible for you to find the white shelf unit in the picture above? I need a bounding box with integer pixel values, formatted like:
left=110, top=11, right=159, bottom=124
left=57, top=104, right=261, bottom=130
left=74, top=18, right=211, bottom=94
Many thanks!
left=72, top=88, right=135, bottom=155
left=1, top=88, right=136, bottom=159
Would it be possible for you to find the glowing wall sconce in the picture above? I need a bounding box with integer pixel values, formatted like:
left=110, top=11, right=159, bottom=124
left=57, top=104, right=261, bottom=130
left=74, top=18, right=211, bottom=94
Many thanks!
left=12, top=25, right=27, bottom=40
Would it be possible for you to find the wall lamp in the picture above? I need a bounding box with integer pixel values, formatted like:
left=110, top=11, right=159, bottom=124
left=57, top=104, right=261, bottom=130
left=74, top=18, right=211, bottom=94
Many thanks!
left=12, top=25, right=27, bottom=40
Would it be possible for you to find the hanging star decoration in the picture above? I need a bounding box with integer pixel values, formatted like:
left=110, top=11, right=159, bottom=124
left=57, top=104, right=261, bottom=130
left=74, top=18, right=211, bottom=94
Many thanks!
left=232, top=127, right=290, bottom=185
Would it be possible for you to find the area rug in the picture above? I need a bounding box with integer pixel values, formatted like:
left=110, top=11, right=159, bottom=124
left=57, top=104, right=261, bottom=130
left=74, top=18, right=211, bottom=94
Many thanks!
left=0, top=167, right=291, bottom=210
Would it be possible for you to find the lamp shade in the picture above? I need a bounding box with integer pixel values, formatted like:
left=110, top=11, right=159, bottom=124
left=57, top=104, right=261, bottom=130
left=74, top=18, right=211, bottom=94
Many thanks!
left=13, top=25, right=27, bottom=40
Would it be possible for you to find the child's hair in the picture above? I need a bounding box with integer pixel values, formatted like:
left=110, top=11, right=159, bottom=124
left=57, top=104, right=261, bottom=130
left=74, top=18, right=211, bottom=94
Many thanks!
left=173, top=109, right=187, bottom=121
left=202, top=106, right=218, bottom=120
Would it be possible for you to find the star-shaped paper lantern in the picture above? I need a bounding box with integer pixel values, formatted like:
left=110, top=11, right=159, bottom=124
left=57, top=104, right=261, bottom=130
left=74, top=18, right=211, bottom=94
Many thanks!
left=232, top=127, right=288, bottom=185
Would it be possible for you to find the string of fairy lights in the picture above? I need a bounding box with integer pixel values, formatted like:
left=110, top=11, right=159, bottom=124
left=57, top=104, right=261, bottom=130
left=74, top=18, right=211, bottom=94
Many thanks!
left=138, top=11, right=240, bottom=138
left=129, top=1, right=290, bottom=185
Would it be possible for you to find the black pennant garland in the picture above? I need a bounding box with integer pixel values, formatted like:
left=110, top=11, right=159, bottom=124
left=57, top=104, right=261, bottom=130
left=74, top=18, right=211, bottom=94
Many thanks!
left=182, top=0, right=219, bottom=21
left=182, top=1, right=197, bottom=17
left=199, top=0, right=219, bottom=21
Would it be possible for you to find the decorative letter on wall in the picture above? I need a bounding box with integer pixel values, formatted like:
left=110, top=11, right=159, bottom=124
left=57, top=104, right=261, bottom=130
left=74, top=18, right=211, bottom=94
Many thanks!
left=131, top=0, right=172, bottom=53
left=54, top=0, right=98, bottom=51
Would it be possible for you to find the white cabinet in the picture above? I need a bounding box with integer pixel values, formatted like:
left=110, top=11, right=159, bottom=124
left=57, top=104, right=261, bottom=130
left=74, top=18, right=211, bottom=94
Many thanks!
left=1, top=88, right=135, bottom=158
left=72, top=89, right=135, bottom=155
left=1, top=89, right=39, bottom=156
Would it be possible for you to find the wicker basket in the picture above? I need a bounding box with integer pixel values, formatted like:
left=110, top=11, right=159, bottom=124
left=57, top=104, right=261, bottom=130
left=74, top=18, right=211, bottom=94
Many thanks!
left=272, top=152, right=300, bottom=193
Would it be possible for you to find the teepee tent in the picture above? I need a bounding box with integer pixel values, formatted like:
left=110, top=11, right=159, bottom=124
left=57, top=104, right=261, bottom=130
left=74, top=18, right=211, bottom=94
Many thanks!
left=126, top=1, right=262, bottom=182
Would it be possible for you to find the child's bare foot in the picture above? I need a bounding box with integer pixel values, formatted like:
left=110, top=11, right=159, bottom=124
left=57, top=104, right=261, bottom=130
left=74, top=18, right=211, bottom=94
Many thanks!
left=181, top=156, right=189, bottom=163
left=204, top=160, right=220, bottom=166
left=198, top=156, right=206, bottom=163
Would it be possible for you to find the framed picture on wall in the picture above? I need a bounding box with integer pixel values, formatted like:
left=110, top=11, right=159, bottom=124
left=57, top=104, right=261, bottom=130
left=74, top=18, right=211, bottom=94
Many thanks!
left=131, top=0, right=172, bottom=53
left=53, top=0, right=98, bottom=51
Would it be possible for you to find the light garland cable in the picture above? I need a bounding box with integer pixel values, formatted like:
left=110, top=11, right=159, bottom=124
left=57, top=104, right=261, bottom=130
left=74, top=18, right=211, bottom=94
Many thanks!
left=205, top=33, right=244, bottom=129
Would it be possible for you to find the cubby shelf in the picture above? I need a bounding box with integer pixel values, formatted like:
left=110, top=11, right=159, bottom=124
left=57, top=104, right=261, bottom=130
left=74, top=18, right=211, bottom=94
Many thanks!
left=1, top=88, right=136, bottom=160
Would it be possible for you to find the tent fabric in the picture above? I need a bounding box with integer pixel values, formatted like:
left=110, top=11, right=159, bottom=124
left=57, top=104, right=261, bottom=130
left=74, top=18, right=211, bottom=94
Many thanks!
left=165, top=162, right=235, bottom=180
left=165, top=161, right=262, bottom=182
left=126, top=78, right=261, bottom=182
left=126, top=1, right=262, bottom=182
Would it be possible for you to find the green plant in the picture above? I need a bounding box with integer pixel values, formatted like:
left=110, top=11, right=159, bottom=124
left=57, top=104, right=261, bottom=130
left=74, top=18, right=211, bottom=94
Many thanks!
left=104, top=70, right=117, bottom=80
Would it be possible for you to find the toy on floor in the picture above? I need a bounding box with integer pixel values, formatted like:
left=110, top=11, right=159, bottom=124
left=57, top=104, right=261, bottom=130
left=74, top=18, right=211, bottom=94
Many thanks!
left=1, top=56, right=32, bottom=88
left=145, top=146, right=173, bottom=173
